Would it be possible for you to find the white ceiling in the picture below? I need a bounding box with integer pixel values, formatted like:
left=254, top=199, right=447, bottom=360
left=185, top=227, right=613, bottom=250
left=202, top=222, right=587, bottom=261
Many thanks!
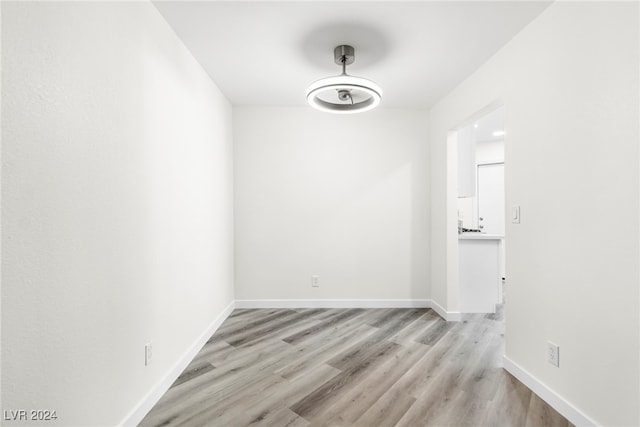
left=153, top=1, right=551, bottom=110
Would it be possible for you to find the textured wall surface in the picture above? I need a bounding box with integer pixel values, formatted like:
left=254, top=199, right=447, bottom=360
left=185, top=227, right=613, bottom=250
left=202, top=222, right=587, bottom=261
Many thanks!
left=2, top=2, right=234, bottom=425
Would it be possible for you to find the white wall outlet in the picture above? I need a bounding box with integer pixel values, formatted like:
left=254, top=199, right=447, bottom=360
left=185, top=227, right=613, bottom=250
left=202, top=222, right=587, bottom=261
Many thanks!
left=311, top=275, right=320, bottom=287
left=547, top=342, right=559, bottom=367
left=145, top=343, right=153, bottom=366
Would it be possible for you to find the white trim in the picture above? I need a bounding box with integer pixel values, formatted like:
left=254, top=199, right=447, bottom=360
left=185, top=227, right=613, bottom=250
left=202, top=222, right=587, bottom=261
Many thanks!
left=234, top=299, right=431, bottom=309
left=119, top=300, right=235, bottom=427
left=234, top=299, right=463, bottom=322
left=430, top=299, right=462, bottom=322
left=503, top=356, right=598, bottom=427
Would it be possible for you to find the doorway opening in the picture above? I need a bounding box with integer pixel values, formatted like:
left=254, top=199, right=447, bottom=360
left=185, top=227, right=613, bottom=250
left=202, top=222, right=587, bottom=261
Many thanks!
left=456, top=106, right=505, bottom=314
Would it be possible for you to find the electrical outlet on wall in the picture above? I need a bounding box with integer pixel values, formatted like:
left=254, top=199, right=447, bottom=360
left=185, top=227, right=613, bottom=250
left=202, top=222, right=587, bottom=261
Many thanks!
left=145, top=342, right=153, bottom=366
left=547, top=342, right=559, bottom=367
left=311, top=275, right=320, bottom=287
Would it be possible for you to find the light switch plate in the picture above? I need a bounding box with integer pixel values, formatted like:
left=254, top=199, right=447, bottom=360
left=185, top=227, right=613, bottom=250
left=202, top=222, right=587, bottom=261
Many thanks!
left=511, top=205, right=520, bottom=224
left=145, top=343, right=153, bottom=366
left=547, top=342, right=559, bottom=367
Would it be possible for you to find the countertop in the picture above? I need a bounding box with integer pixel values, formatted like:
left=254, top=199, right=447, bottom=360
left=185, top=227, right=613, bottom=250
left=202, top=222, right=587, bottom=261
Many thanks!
left=458, top=233, right=504, bottom=240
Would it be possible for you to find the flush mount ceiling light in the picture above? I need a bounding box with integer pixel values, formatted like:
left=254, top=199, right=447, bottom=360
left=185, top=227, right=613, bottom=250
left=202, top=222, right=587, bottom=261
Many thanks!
left=306, top=45, right=382, bottom=114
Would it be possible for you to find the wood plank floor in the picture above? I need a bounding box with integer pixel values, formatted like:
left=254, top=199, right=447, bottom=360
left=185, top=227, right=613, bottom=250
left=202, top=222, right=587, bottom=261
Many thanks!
left=140, top=306, right=573, bottom=427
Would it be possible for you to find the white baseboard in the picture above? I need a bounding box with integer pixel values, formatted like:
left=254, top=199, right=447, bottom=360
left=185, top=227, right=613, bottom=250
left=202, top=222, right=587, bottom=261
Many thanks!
left=119, top=300, right=235, bottom=427
left=503, top=356, right=598, bottom=427
left=234, top=299, right=462, bottom=322
left=234, top=299, right=431, bottom=309
left=429, top=299, right=462, bottom=322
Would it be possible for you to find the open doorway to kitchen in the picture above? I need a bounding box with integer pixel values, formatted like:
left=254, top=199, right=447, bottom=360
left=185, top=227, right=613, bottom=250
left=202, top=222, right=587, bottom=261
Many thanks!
left=456, top=106, right=505, bottom=314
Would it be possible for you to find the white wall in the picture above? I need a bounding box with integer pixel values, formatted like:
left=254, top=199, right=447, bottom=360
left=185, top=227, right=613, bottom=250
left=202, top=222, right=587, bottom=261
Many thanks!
left=1, top=2, right=234, bottom=426
left=430, top=2, right=638, bottom=426
left=234, top=107, right=429, bottom=303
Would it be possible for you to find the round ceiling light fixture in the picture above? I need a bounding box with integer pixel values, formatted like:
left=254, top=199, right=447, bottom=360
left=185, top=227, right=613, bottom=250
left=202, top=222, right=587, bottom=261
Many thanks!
left=306, top=45, right=382, bottom=114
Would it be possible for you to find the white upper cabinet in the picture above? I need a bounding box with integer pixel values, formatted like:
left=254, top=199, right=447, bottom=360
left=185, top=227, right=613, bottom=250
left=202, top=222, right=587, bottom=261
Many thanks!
left=457, top=124, right=476, bottom=197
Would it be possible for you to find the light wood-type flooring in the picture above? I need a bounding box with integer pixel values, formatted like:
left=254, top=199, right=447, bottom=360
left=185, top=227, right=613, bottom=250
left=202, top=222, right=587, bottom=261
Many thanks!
left=140, top=306, right=573, bottom=427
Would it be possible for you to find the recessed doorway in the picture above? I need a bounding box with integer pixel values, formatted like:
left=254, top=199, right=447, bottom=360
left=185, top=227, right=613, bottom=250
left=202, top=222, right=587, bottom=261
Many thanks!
left=456, top=106, right=505, bottom=313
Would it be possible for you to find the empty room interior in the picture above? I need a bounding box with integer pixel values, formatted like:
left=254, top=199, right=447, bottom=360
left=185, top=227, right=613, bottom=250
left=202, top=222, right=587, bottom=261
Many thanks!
left=2, top=1, right=639, bottom=426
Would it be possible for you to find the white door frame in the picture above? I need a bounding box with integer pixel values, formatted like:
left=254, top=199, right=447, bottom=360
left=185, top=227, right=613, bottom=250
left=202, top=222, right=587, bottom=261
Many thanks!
left=448, top=103, right=505, bottom=317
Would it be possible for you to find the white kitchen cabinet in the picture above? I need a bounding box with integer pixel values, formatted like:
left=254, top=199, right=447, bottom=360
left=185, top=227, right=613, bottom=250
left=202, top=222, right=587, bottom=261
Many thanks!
left=457, top=125, right=476, bottom=197
left=458, top=234, right=503, bottom=313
